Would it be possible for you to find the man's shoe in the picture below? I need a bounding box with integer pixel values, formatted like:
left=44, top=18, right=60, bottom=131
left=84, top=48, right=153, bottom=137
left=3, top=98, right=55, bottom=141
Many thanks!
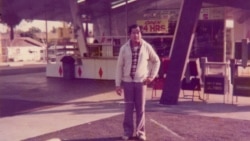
left=137, top=134, right=146, bottom=141
left=121, top=135, right=130, bottom=140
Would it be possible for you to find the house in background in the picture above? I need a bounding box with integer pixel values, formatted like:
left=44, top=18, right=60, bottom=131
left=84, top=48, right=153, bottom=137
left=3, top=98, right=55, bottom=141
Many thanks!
left=1, top=34, right=45, bottom=62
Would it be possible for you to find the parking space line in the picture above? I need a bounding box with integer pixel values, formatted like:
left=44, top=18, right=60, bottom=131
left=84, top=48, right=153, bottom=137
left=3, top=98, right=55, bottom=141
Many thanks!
left=150, top=118, right=184, bottom=140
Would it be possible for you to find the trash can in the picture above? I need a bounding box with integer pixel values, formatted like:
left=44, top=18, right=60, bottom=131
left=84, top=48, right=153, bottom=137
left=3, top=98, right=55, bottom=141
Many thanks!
left=60, top=56, right=75, bottom=79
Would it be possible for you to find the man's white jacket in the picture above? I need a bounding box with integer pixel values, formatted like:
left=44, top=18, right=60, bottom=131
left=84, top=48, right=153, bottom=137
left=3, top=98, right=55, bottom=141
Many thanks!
left=115, top=39, right=161, bottom=87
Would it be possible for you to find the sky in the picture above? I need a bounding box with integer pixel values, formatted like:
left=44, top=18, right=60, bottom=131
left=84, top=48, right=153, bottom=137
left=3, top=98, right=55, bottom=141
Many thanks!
left=0, top=20, right=64, bottom=33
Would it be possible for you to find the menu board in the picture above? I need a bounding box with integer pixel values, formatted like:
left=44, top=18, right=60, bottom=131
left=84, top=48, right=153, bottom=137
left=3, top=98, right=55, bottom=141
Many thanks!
left=204, top=75, right=225, bottom=94
left=233, top=77, right=250, bottom=96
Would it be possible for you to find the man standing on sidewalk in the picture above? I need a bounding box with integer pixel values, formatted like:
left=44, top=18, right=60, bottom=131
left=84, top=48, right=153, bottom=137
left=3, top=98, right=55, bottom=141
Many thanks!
left=115, top=24, right=160, bottom=140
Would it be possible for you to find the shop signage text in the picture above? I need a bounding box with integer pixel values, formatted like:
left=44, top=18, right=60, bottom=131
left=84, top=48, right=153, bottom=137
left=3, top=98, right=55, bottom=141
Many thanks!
left=137, top=19, right=168, bottom=34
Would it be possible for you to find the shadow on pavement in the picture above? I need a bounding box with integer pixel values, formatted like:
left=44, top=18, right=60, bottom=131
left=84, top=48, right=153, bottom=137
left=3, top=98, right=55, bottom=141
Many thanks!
left=0, top=73, right=117, bottom=117
left=23, top=99, right=124, bottom=116
left=0, top=73, right=115, bottom=103
left=0, top=98, right=60, bottom=117
left=2, top=72, right=250, bottom=118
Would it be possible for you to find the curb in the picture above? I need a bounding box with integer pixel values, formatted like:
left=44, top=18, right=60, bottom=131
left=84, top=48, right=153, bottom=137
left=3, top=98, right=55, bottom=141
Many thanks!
left=0, top=66, right=46, bottom=76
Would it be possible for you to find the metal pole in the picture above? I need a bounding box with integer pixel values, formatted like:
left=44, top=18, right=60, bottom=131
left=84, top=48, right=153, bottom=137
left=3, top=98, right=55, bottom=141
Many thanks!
left=44, top=2, right=49, bottom=64
left=125, top=0, right=128, bottom=40
left=45, top=19, right=48, bottom=63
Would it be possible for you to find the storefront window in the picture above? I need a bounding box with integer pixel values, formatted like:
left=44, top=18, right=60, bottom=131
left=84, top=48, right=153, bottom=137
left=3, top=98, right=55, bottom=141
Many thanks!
left=191, top=20, right=224, bottom=62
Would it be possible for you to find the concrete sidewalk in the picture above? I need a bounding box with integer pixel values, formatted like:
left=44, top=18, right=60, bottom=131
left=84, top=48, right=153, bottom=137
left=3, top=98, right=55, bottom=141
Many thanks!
left=1, top=66, right=250, bottom=141
left=0, top=98, right=123, bottom=141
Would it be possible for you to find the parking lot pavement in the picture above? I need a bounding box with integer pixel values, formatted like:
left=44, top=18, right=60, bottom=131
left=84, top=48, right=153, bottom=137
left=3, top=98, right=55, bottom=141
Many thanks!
left=23, top=109, right=250, bottom=141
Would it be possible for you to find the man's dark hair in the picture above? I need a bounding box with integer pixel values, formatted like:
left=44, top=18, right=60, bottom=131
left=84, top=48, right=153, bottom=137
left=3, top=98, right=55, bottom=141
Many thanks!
left=128, top=24, right=143, bottom=34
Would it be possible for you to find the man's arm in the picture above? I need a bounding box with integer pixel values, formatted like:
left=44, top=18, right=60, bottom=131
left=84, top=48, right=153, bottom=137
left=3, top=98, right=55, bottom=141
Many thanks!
left=148, top=45, right=161, bottom=79
left=115, top=46, right=124, bottom=95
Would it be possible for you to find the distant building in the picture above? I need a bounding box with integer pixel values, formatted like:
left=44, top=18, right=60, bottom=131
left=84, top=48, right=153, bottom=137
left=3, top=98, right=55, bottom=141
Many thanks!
left=0, top=33, right=45, bottom=62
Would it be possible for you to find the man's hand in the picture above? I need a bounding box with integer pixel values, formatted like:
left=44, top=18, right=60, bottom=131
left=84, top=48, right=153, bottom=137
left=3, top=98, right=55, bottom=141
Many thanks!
left=143, top=77, right=154, bottom=85
left=116, top=86, right=123, bottom=96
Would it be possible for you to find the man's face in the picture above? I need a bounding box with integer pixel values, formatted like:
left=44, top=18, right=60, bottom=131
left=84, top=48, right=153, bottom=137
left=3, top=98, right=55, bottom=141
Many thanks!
left=130, top=27, right=142, bottom=43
